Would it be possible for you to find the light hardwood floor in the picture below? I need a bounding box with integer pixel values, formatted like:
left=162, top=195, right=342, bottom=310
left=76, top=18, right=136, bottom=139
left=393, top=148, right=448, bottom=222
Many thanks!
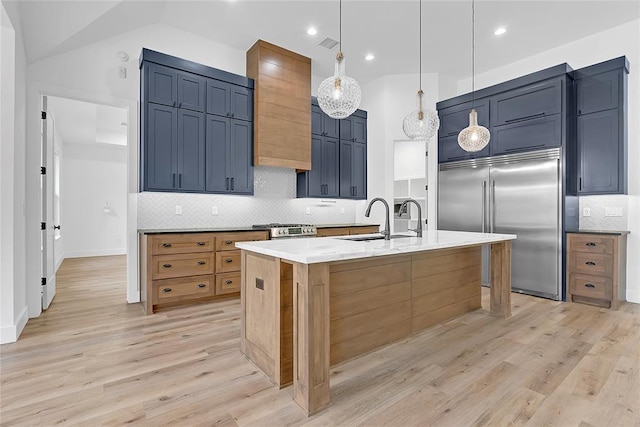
left=1, top=255, right=639, bottom=426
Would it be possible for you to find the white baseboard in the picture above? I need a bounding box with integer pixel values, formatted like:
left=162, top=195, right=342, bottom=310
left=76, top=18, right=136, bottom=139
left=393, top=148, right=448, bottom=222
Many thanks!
left=64, top=248, right=126, bottom=258
left=0, top=306, right=29, bottom=344
left=626, top=289, right=640, bottom=304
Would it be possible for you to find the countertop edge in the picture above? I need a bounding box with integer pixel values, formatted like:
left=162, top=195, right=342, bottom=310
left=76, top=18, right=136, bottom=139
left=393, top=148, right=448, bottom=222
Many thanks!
left=567, top=230, right=630, bottom=236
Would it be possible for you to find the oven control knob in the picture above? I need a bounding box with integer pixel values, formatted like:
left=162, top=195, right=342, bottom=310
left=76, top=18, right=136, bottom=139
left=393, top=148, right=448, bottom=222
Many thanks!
left=278, top=229, right=284, bottom=235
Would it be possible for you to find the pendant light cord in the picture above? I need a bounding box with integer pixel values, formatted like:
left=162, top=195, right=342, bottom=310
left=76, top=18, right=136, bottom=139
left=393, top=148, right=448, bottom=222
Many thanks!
left=419, top=0, right=422, bottom=90
left=339, top=0, right=342, bottom=52
left=472, top=0, right=475, bottom=103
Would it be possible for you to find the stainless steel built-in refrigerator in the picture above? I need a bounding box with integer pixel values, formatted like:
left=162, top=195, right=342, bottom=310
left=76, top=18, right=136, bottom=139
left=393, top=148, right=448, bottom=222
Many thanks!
left=438, top=148, right=562, bottom=300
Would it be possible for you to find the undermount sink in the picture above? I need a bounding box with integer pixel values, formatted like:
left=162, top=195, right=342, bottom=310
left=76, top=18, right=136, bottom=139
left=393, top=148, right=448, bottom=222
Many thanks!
left=340, top=234, right=412, bottom=242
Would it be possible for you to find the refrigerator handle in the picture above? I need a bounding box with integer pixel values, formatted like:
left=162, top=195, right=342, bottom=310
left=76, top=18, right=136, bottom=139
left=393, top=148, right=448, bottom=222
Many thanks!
left=481, top=181, right=487, bottom=233
left=490, top=180, right=496, bottom=233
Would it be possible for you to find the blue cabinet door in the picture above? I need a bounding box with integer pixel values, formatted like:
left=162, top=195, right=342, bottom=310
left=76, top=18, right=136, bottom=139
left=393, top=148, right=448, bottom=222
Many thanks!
left=322, top=137, right=340, bottom=197
left=490, top=79, right=562, bottom=126
left=177, top=109, right=206, bottom=191
left=577, top=109, right=621, bottom=194
left=229, top=120, right=254, bottom=194
left=323, top=114, right=340, bottom=138
left=177, top=73, right=206, bottom=112
left=351, top=142, right=367, bottom=199
left=230, top=86, right=253, bottom=122
left=351, top=116, right=367, bottom=143
left=207, top=80, right=230, bottom=117
left=146, top=104, right=178, bottom=190
left=490, top=114, right=562, bottom=156
left=576, top=69, right=620, bottom=116
left=306, top=136, right=324, bottom=197
left=311, top=105, right=324, bottom=136
left=438, top=134, right=490, bottom=163
left=147, top=63, right=177, bottom=107
left=438, top=100, right=489, bottom=139
left=339, top=140, right=353, bottom=198
left=205, top=115, right=230, bottom=192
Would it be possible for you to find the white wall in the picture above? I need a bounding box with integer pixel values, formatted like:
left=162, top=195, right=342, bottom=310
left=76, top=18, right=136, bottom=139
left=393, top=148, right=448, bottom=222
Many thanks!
left=0, top=2, right=28, bottom=344
left=61, top=142, right=127, bottom=257
left=457, top=19, right=640, bottom=303
left=360, top=73, right=440, bottom=232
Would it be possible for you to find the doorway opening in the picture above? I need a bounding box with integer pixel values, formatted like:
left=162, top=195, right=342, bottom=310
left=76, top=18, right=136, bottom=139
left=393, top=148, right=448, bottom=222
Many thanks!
left=41, top=95, right=129, bottom=310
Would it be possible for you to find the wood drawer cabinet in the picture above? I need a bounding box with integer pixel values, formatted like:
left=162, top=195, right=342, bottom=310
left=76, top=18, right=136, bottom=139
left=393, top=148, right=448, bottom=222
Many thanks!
left=316, top=225, right=379, bottom=237
left=566, top=233, right=627, bottom=309
left=141, top=230, right=268, bottom=313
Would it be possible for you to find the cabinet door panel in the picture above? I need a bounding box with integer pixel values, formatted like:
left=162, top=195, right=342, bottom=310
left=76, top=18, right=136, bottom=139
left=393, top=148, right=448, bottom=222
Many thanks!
left=352, top=116, right=367, bottom=143
left=576, top=69, right=620, bottom=116
left=147, top=63, right=177, bottom=107
left=230, top=85, right=252, bottom=122
left=177, top=73, right=206, bottom=112
left=207, top=80, right=230, bottom=117
left=491, top=79, right=561, bottom=126
left=307, top=136, right=324, bottom=197
left=578, top=109, right=620, bottom=194
left=146, top=104, right=178, bottom=190
left=311, top=104, right=323, bottom=136
left=352, top=142, right=367, bottom=199
left=491, top=114, right=561, bottom=156
left=205, top=115, right=230, bottom=192
left=339, top=116, right=353, bottom=140
left=177, top=109, right=206, bottom=191
left=230, top=120, right=254, bottom=194
left=323, top=137, right=340, bottom=197
left=323, top=114, right=340, bottom=139
left=339, top=140, right=353, bottom=197
left=438, top=100, right=489, bottom=139
left=438, top=134, right=490, bottom=163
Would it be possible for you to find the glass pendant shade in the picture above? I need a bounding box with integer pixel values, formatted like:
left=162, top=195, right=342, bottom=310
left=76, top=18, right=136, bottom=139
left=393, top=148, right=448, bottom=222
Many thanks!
left=318, top=52, right=361, bottom=119
left=458, top=109, right=490, bottom=152
left=403, top=90, right=440, bottom=140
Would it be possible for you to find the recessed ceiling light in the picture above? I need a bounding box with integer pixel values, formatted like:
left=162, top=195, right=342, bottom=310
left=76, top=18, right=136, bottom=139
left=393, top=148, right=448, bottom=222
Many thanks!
left=365, top=54, right=375, bottom=61
left=307, top=27, right=318, bottom=36
left=494, top=27, right=507, bottom=36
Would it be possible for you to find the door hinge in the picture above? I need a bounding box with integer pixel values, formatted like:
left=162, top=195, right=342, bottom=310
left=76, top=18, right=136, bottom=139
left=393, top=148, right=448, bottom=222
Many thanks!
left=41, top=111, right=47, bottom=120
left=41, top=166, right=46, bottom=175
left=41, top=277, right=46, bottom=286
left=41, top=222, right=46, bottom=230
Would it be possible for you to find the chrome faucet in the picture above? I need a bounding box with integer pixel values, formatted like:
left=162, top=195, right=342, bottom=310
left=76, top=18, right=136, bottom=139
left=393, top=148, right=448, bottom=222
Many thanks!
left=364, top=197, right=391, bottom=240
left=399, top=199, right=423, bottom=237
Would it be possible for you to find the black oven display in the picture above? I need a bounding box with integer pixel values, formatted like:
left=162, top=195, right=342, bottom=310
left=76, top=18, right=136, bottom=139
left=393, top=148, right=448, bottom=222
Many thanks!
left=289, top=227, right=302, bottom=235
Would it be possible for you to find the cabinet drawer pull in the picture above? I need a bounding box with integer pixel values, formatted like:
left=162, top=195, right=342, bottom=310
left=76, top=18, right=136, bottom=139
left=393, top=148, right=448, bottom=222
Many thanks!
left=586, top=242, right=596, bottom=247
left=224, top=258, right=233, bottom=263
left=197, top=241, right=206, bottom=246
left=198, top=261, right=206, bottom=265
left=585, top=261, right=596, bottom=266
left=197, top=283, right=206, bottom=288
left=584, top=283, right=595, bottom=288
left=162, top=263, right=172, bottom=268
left=224, top=280, right=233, bottom=285
left=224, top=240, right=233, bottom=245
left=162, top=243, right=172, bottom=248
left=162, top=288, right=172, bottom=293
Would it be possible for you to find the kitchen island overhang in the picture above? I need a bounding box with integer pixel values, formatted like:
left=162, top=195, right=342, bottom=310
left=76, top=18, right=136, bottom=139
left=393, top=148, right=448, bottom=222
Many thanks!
left=236, top=230, right=516, bottom=415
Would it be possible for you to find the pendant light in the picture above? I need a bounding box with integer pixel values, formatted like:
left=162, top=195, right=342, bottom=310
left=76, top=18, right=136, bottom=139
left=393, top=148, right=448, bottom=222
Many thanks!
left=458, top=0, right=490, bottom=152
left=317, top=0, right=361, bottom=119
left=402, top=0, right=439, bottom=140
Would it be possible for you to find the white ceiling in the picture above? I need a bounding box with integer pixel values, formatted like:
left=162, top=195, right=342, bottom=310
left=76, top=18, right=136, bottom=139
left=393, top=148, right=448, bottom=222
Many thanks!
left=7, top=0, right=640, bottom=84
left=48, top=96, right=128, bottom=146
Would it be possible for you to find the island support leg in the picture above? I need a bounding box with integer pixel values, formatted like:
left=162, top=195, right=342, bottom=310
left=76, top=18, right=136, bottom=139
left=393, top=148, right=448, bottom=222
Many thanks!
left=292, top=262, right=330, bottom=415
left=490, top=241, right=512, bottom=318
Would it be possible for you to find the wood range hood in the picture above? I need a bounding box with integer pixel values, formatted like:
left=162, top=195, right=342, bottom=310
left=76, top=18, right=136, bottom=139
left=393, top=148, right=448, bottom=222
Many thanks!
left=246, top=40, right=312, bottom=171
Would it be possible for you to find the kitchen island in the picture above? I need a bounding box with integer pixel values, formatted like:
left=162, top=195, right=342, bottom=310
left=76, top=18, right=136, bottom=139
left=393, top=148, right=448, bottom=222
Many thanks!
left=236, top=230, right=516, bottom=415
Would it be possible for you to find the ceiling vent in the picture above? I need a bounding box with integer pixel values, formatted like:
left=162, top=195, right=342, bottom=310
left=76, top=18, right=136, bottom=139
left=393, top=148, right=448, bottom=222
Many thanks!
left=319, top=37, right=339, bottom=50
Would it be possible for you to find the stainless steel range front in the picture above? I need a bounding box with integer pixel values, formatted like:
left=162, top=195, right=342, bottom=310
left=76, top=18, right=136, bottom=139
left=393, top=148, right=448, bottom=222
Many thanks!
left=252, top=223, right=317, bottom=239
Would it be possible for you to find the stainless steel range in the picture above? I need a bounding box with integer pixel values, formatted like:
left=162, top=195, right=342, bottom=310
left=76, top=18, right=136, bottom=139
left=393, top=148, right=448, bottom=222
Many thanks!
left=252, top=223, right=317, bottom=239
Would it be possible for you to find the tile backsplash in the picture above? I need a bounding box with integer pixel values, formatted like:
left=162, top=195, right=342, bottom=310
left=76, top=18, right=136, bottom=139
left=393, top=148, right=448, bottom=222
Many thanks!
left=579, top=195, right=629, bottom=230
left=137, top=166, right=366, bottom=229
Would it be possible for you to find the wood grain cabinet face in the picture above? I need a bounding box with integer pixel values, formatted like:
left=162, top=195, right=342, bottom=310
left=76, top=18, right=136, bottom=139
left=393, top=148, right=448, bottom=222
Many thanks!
left=151, top=253, right=215, bottom=280
left=216, top=251, right=241, bottom=273
left=153, top=275, right=215, bottom=303
left=150, top=233, right=215, bottom=255
left=215, top=272, right=241, bottom=295
left=566, top=233, right=627, bottom=309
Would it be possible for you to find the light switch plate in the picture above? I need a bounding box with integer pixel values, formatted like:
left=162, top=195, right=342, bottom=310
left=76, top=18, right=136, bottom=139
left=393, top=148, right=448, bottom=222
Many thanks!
left=175, top=205, right=182, bottom=215
left=583, top=207, right=591, bottom=217
left=212, top=206, right=218, bottom=215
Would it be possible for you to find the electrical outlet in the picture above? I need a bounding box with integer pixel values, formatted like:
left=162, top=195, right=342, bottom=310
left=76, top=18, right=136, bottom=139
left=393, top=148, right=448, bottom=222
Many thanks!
left=175, top=205, right=182, bottom=215
left=583, top=207, right=591, bottom=217
left=605, top=207, right=623, bottom=217
left=118, top=66, right=127, bottom=79
left=305, top=207, right=311, bottom=215
left=340, top=207, right=345, bottom=215
left=212, top=206, right=218, bottom=215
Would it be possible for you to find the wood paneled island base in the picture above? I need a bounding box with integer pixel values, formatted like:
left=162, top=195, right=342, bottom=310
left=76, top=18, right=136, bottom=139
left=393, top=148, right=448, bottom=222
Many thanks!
left=238, top=233, right=514, bottom=415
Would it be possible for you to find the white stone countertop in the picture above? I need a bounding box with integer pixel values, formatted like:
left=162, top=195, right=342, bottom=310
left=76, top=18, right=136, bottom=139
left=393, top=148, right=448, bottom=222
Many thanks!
left=236, top=230, right=517, bottom=264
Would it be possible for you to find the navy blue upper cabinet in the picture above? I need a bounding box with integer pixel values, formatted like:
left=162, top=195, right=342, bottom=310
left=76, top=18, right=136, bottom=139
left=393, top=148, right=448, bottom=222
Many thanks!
left=574, top=57, right=628, bottom=195
left=207, top=80, right=253, bottom=121
left=490, top=79, right=562, bottom=125
left=576, top=69, right=620, bottom=116
left=491, top=114, right=562, bottom=156
left=339, top=113, right=367, bottom=143
left=339, top=140, right=367, bottom=199
left=297, top=136, right=339, bottom=198
left=438, top=100, right=489, bottom=162
left=177, top=73, right=206, bottom=112
left=147, top=63, right=178, bottom=107
left=311, top=104, right=339, bottom=138
left=140, top=48, right=254, bottom=194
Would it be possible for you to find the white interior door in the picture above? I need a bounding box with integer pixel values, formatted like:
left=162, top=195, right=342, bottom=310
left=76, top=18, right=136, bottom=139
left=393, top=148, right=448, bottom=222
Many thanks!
left=41, top=96, right=56, bottom=309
